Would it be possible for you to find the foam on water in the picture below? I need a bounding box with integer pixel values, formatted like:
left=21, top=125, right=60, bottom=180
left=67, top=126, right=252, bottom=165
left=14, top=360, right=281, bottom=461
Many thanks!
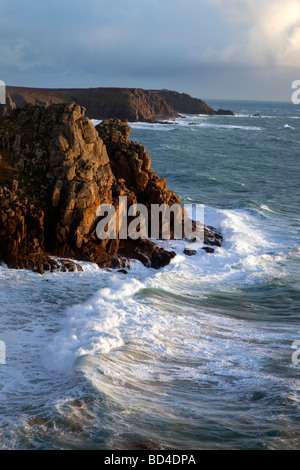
left=43, top=276, right=144, bottom=373
left=108, top=116, right=265, bottom=133
left=186, top=122, right=262, bottom=131
left=35, top=203, right=299, bottom=450
left=0, top=208, right=298, bottom=449
left=90, top=119, right=102, bottom=126
left=1, top=100, right=300, bottom=450
left=128, top=121, right=175, bottom=131
left=42, top=201, right=297, bottom=381
left=260, top=204, right=276, bottom=213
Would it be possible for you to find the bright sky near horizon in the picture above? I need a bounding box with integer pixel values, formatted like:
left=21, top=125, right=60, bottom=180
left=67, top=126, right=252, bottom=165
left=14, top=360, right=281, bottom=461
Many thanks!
left=0, top=0, right=300, bottom=101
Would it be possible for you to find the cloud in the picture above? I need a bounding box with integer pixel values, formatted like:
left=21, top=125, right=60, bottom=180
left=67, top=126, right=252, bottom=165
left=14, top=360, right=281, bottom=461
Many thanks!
left=202, top=0, right=300, bottom=67
left=0, top=0, right=298, bottom=100
left=3, top=0, right=298, bottom=74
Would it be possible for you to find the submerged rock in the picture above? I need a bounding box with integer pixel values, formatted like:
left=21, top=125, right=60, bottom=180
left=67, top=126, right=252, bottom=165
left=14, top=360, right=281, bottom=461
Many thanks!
left=68, top=399, right=84, bottom=408
left=28, top=416, right=50, bottom=426
left=117, top=269, right=128, bottom=274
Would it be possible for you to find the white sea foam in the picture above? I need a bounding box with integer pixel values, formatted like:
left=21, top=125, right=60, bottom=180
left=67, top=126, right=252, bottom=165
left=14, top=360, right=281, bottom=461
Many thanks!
left=91, top=115, right=263, bottom=132
left=90, top=119, right=102, bottom=126
left=42, top=276, right=144, bottom=372
left=278, top=124, right=295, bottom=130
left=156, top=204, right=290, bottom=292
left=14, top=202, right=292, bottom=385
left=1, top=102, right=299, bottom=450
left=198, top=123, right=262, bottom=131
left=260, top=204, right=276, bottom=213
left=234, top=114, right=275, bottom=118
left=1, top=206, right=297, bottom=450
left=128, top=121, right=175, bottom=131
left=43, top=206, right=274, bottom=375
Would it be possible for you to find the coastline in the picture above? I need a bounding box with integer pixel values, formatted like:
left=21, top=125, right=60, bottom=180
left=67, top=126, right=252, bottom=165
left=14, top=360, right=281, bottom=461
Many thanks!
left=0, top=99, right=299, bottom=450
left=0, top=86, right=234, bottom=122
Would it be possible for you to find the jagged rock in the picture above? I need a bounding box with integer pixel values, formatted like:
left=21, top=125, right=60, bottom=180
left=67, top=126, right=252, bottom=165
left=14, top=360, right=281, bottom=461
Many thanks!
left=204, top=225, right=223, bottom=247
left=57, top=260, right=84, bottom=272
left=0, top=103, right=223, bottom=273
left=183, top=248, right=197, bottom=256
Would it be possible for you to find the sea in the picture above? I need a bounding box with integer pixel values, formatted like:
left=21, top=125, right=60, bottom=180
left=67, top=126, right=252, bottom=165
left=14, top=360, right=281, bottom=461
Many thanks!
left=0, top=100, right=299, bottom=450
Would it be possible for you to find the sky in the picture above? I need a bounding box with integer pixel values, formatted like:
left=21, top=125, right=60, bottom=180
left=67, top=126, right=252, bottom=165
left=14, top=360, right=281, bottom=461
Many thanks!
left=0, top=0, right=300, bottom=102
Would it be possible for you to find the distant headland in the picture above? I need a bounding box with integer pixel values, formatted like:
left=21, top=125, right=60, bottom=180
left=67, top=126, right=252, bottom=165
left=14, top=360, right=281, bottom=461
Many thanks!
left=0, top=86, right=234, bottom=122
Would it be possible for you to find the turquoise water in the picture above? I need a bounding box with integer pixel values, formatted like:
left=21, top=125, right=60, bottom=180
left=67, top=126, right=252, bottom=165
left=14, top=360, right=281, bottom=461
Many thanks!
left=0, top=100, right=299, bottom=449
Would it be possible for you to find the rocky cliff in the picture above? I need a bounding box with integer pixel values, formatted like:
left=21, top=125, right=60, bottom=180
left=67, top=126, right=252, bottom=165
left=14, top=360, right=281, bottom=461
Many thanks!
left=0, top=103, right=222, bottom=274
left=151, top=89, right=216, bottom=115
left=1, top=86, right=233, bottom=121
left=151, top=90, right=234, bottom=116
left=2, top=87, right=180, bottom=122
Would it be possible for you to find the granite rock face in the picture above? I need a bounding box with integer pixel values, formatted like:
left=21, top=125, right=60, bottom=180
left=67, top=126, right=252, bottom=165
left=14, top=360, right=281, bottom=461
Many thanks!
left=151, top=90, right=235, bottom=116
left=0, top=103, right=222, bottom=273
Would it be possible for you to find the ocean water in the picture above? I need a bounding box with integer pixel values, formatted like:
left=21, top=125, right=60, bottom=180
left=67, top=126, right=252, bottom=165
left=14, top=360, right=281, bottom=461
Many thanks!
left=0, top=100, right=299, bottom=450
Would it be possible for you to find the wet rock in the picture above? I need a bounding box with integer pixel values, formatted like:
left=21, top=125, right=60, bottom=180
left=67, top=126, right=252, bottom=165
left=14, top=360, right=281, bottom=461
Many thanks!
left=202, top=247, right=215, bottom=254
left=58, top=261, right=84, bottom=272
left=184, top=248, right=197, bottom=256
left=0, top=104, right=222, bottom=273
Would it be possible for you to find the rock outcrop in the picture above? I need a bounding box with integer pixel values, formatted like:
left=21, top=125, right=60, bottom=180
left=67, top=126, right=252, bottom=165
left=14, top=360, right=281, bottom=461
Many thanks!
left=0, top=103, right=222, bottom=273
left=214, top=108, right=235, bottom=116
left=2, top=87, right=180, bottom=122
left=151, top=89, right=216, bottom=115
left=151, top=90, right=234, bottom=116
left=1, top=87, right=234, bottom=121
